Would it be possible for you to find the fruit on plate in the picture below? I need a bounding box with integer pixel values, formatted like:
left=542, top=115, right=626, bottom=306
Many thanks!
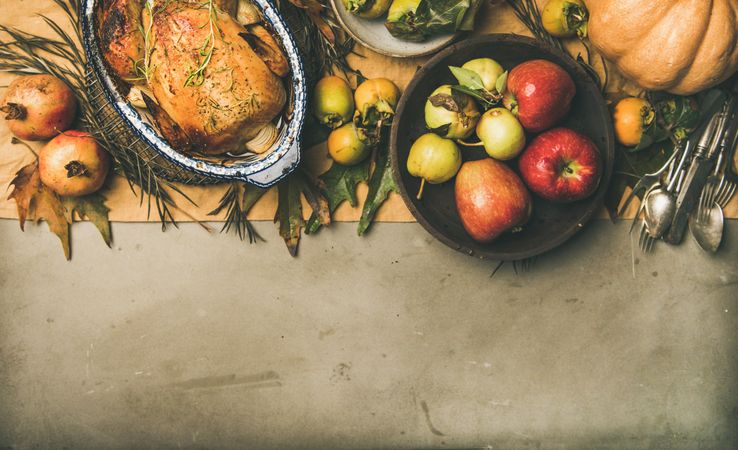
left=1, top=75, right=77, bottom=141
left=587, top=0, right=738, bottom=95
left=505, top=59, right=575, bottom=132
left=425, top=85, right=480, bottom=140
left=384, top=0, right=482, bottom=42
left=343, top=0, right=392, bottom=19
left=541, top=0, right=588, bottom=38
left=314, top=76, right=355, bottom=129
left=461, top=58, right=505, bottom=92
left=475, top=108, right=526, bottom=160
left=354, top=78, right=401, bottom=126
left=407, top=133, right=462, bottom=199
left=385, top=0, right=423, bottom=41
left=612, top=97, right=654, bottom=147
left=38, top=131, right=111, bottom=197
left=455, top=158, right=532, bottom=243
left=327, top=123, right=370, bottom=166
left=518, top=127, right=602, bottom=203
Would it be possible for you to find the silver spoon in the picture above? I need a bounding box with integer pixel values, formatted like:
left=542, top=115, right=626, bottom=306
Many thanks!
left=644, top=141, right=693, bottom=238
left=689, top=204, right=724, bottom=252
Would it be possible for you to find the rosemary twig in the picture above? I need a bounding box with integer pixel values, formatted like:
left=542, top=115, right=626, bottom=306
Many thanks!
left=208, top=183, right=264, bottom=243
left=505, top=0, right=565, bottom=52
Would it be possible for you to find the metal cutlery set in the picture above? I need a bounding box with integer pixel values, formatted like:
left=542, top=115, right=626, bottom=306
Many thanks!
left=620, top=96, right=738, bottom=254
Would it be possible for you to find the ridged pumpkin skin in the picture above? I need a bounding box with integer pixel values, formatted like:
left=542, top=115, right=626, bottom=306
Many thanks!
left=587, top=0, right=738, bottom=95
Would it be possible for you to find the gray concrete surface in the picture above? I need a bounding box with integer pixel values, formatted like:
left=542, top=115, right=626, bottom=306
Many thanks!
left=0, top=219, right=737, bottom=449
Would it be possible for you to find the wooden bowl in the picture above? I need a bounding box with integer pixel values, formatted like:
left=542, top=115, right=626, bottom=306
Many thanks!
left=390, top=34, right=615, bottom=261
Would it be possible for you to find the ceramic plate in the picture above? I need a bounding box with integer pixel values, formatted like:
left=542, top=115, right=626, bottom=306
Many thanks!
left=330, top=0, right=456, bottom=58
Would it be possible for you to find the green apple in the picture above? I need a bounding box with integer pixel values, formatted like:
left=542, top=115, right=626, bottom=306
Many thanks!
left=462, top=58, right=505, bottom=92
left=476, top=108, right=526, bottom=160
left=407, top=133, right=462, bottom=199
left=424, top=85, right=480, bottom=140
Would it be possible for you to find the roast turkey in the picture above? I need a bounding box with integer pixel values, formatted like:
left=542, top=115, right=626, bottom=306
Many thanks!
left=98, top=0, right=288, bottom=155
left=99, top=0, right=145, bottom=81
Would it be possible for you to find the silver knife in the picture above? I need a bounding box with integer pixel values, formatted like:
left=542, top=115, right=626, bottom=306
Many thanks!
left=664, top=100, right=733, bottom=244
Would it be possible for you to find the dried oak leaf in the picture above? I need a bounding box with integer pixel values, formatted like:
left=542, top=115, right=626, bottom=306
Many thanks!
left=8, top=162, right=71, bottom=259
left=7, top=161, right=39, bottom=230
left=63, top=193, right=112, bottom=248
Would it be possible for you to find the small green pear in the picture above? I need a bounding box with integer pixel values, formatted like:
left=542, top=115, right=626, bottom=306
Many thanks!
left=476, top=108, right=526, bottom=160
left=424, top=85, right=480, bottom=140
left=407, top=133, right=462, bottom=199
left=461, top=58, right=505, bottom=92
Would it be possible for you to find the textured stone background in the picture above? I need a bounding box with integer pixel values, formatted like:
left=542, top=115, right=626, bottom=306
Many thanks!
left=1, top=219, right=737, bottom=449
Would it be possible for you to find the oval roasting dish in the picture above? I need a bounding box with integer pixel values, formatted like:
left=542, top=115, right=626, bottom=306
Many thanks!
left=390, top=34, right=616, bottom=261
left=80, top=0, right=307, bottom=187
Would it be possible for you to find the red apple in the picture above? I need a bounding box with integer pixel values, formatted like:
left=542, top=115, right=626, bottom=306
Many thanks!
left=505, top=59, right=575, bottom=132
left=455, top=159, right=532, bottom=243
left=518, top=127, right=602, bottom=202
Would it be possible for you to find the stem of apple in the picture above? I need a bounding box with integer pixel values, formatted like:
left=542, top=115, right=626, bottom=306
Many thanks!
left=456, top=139, right=484, bottom=147
left=416, top=178, right=426, bottom=200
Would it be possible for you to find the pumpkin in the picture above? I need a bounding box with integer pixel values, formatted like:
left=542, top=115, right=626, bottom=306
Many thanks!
left=586, top=0, right=738, bottom=95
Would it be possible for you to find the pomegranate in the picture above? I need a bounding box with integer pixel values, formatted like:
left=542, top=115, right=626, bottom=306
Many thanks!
left=38, top=131, right=110, bottom=197
left=1, top=74, right=77, bottom=141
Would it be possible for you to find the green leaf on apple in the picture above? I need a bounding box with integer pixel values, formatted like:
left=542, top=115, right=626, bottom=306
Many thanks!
left=495, top=70, right=508, bottom=95
left=449, top=66, right=486, bottom=92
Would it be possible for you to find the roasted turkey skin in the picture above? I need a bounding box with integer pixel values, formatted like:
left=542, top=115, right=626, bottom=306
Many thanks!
left=143, top=1, right=288, bottom=155
left=98, top=0, right=145, bottom=82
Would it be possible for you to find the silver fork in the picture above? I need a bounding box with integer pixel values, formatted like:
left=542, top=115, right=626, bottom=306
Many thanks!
left=715, top=179, right=736, bottom=207
left=632, top=183, right=660, bottom=253
left=617, top=144, right=683, bottom=217
left=638, top=220, right=657, bottom=253
left=713, top=100, right=738, bottom=209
